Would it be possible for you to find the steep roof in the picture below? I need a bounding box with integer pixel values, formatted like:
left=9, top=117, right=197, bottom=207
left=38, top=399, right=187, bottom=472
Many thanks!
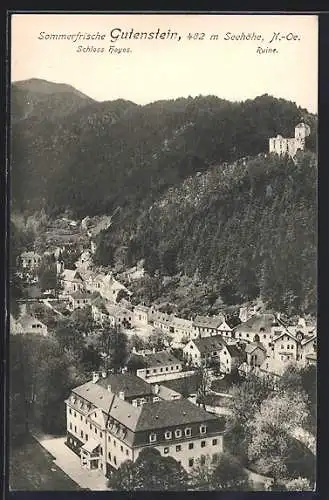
left=63, top=269, right=83, bottom=282
left=97, top=374, right=153, bottom=399
left=72, top=381, right=115, bottom=413
left=171, top=316, right=193, bottom=329
left=244, top=341, right=267, bottom=354
left=134, top=398, right=218, bottom=432
left=192, top=336, right=225, bottom=354
left=193, top=315, right=224, bottom=329
left=234, top=313, right=276, bottom=334
left=142, top=350, right=181, bottom=367
left=225, top=344, right=244, bottom=358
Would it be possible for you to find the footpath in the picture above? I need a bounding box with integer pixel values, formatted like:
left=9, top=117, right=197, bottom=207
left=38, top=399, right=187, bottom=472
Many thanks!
left=32, top=433, right=109, bottom=491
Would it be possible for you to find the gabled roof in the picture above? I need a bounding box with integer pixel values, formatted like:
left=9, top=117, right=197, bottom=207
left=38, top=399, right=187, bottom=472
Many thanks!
left=234, top=313, right=276, bottom=334
left=244, top=341, right=267, bottom=354
left=142, top=350, right=181, bottom=367
left=97, top=374, right=153, bottom=399
left=63, top=269, right=83, bottom=282
left=72, top=381, right=115, bottom=413
left=134, top=398, right=219, bottom=432
left=193, top=315, right=224, bottom=329
left=70, top=375, right=224, bottom=437
left=225, top=344, right=244, bottom=358
left=171, top=316, right=193, bottom=329
left=192, top=336, right=225, bottom=354
left=81, top=438, right=100, bottom=453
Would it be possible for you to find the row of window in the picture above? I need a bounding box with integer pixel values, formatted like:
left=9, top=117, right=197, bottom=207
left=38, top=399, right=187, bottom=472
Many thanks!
left=145, top=365, right=180, bottom=375
left=150, top=425, right=207, bottom=442
left=280, top=344, right=295, bottom=350
left=164, top=438, right=218, bottom=454
left=69, top=422, right=103, bottom=439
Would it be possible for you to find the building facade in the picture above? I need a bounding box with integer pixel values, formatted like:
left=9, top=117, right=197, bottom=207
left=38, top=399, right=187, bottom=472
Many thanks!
left=269, top=122, right=311, bottom=158
left=65, top=373, right=225, bottom=475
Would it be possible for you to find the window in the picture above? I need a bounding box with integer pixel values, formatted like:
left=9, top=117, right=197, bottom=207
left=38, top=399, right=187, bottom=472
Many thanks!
left=100, top=447, right=103, bottom=455
left=95, top=428, right=97, bottom=434
left=185, top=428, right=192, bottom=437
left=90, top=424, right=92, bottom=430
left=175, top=429, right=182, bottom=438
left=160, top=368, right=163, bottom=372
left=189, top=458, right=194, bottom=467
left=212, top=439, right=218, bottom=446
left=108, top=452, right=112, bottom=461
left=281, top=345, right=284, bottom=350
left=164, top=447, right=169, bottom=454
left=80, top=430, right=83, bottom=438
left=80, top=415, right=83, bottom=421
left=108, top=435, right=111, bottom=442
left=113, top=457, right=117, bottom=465
left=146, top=369, right=150, bottom=375
left=85, top=434, right=88, bottom=441
left=126, top=449, right=129, bottom=456
left=176, top=445, right=181, bottom=452
left=69, top=408, right=72, bottom=415
left=246, top=333, right=249, bottom=338
left=201, top=455, right=206, bottom=465
left=149, top=433, right=157, bottom=443
left=201, top=441, right=206, bottom=448
left=113, top=440, right=116, bottom=447
left=171, top=366, right=174, bottom=370
left=165, top=431, right=172, bottom=440
left=69, top=422, right=72, bottom=430
left=188, top=443, right=194, bottom=450
left=287, top=345, right=290, bottom=350
left=74, top=426, right=77, bottom=433
left=200, top=425, right=207, bottom=434
left=100, top=432, right=102, bottom=438
left=176, top=365, right=179, bottom=369
left=74, top=411, right=76, bottom=417
left=291, top=344, right=294, bottom=349
left=166, top=367, right=169, bottom=371
left=153, top=369, right=157, bottom=373
left=120, top=445, right=123, bottom=452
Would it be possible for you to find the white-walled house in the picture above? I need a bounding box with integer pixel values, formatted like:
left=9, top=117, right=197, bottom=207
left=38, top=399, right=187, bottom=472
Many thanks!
left=65, top=373, right=225, bottom=475
left=136, top=351, right=183, bottom=383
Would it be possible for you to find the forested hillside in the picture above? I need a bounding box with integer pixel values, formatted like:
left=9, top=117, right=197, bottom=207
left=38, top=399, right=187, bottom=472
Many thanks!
left=11, top=80, right=316, bottom=216
left=11, top=79, right=317, bottom=314
left=97, top=152, right=317, bottom=316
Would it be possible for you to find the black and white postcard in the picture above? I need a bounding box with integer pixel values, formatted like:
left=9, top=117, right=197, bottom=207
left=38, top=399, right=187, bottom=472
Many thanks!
left=8, top=12, right=317, bottom=492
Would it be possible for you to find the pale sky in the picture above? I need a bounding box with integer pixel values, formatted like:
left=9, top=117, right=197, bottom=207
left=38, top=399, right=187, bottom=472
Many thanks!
left=11, top=14, right=318, bottom=112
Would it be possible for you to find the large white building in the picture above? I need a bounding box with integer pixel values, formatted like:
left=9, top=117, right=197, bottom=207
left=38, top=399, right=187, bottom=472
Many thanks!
left=269, top=122, right=311, bottom=158
left=65, top=373, right=225, bottom=476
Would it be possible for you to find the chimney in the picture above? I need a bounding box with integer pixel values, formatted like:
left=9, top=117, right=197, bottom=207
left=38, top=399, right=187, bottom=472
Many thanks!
left=132, top=346, right=137, bottom=354
left=101, top=370, right=107, bottom=378
left=132, top=399, right=138, bottom=407
left=107, top=384, right=112, bottom=393
left=152, top=348, right=156, bottom=354
left=92, top=371, right=100, bottom=384
left=118, top=391, right=125, bottom=400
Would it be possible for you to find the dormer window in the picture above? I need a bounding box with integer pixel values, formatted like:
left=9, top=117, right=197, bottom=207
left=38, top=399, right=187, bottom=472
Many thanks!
left=200, top=425, right=207, bottom=434
left=165, top=431, right=172, bottom=440
left=175, top=429, right=182, bottom=438
left=185, top=428, right=192, bottom=437
left=149, top=433, right=157, bottom=443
